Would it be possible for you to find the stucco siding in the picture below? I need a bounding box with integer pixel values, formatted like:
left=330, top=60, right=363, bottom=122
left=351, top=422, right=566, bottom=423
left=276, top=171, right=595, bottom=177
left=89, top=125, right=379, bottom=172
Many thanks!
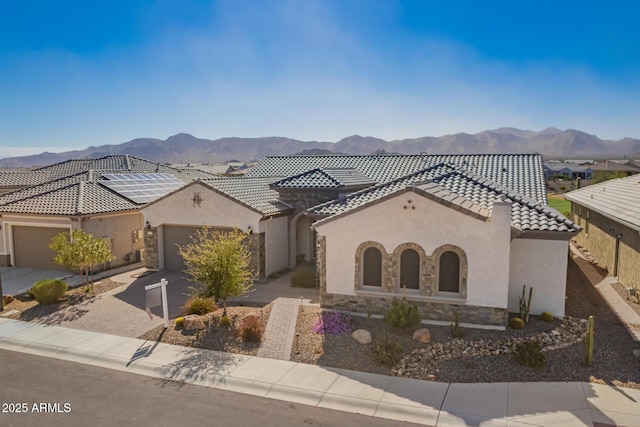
left=141, top=183, right=262, bottom=232
left=315, top=193, right=512, bottom=309
left=572, top=203, right=640, bottom=287
left=265, top=215, right=288, bottom=276
left=82, top=212, right=145, bottom=268
left=508, top=238, right=569, bottom=317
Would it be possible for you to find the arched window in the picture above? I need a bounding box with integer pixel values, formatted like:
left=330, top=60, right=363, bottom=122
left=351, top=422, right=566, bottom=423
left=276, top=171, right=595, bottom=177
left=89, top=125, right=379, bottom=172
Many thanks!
left=400, top=249, right=420, bottom=289
left=362, top=247, right=382, bottom=287
left=438, top=251, right=460, bottom=293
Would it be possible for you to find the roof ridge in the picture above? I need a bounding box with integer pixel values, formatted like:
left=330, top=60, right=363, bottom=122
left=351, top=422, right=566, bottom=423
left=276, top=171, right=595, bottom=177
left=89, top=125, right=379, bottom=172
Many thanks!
left=308, top=162, right=455, bottom=212
left=77, top=181, right=86, bottom=215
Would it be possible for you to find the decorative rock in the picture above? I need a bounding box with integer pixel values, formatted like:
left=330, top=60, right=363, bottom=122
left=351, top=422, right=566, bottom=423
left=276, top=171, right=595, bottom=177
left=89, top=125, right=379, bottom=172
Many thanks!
left=183, top=314, right=205, bottom=331
left=3, top=295, right=14, bottom=305
left=352, top=329, right=372, bottom=345
left=412, top=328, right=431, bottom=343
left=243, top=313, right=260, bottom=322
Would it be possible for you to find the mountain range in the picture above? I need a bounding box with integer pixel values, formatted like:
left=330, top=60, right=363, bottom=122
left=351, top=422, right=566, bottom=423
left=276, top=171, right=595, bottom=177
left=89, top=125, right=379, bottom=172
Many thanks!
left=2, top=127, right=639, bottom=167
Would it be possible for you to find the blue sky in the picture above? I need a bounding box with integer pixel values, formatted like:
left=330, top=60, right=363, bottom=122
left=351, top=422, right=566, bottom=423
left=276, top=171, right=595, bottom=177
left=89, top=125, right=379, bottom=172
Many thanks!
left=1, top=0, right=639, bottom=157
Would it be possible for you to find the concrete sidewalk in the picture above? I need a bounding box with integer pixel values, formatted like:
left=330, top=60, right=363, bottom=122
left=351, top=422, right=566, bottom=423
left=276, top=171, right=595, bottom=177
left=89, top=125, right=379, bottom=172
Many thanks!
left=1, top=317, right=638, bottom=427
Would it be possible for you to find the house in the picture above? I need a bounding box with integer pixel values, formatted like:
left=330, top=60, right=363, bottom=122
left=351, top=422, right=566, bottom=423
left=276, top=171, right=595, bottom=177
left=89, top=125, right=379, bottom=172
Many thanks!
left=565, top=175, right=640, bottom=288
left=590, top=160, right=640, bottom=177
left=140, top=153, right=579, bottom=326
left=0, top=155, right=215, bottom=271
left=543, top=162, right=594, bottom=180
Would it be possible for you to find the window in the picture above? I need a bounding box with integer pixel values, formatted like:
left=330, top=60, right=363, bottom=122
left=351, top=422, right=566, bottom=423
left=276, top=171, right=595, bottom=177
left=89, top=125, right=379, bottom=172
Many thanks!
left=400, top=249, right=420, bottom=290
left=438, top=251, right=460, bottom=293
left=362, top=247, right=382, bottom=287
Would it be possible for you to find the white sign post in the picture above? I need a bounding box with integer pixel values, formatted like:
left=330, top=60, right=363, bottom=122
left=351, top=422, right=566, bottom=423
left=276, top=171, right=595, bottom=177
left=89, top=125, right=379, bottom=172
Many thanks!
left=145, top=278, right=169, bottom=328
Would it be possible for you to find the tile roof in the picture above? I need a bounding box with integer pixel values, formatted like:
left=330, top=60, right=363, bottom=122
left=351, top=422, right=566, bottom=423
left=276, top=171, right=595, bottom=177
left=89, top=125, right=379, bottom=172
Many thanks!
left=200, top=177, right=293, bottom=216
left=248, top=154, right=547, bottom=203
left=270, top=168, right=375, bottom=189
left=0, top=170, right=52, bottom=187
left=0, top=180, right=139, bottom=215
left=0, top=155, right=222, bottom=216
left=589, top=160, right=640, bottom=173
left=565, top=174, right=640, bottom=232
left=309, top=163, right=579, bottom=234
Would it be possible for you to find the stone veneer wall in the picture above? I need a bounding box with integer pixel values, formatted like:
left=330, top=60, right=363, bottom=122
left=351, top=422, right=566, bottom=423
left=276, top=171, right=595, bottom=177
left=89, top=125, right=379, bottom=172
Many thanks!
left=277, top=190, right=341, bottom=213
left=321, top=293, right=508, bottom=326
left=316, top=234, right=504, bottom=326
left=144, top=227, right=159, bottom=270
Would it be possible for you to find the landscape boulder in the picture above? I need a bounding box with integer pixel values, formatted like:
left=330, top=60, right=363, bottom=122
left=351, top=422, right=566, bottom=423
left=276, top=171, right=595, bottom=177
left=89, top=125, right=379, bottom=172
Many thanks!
left=412, top=328, right=431, bottom=343
left=352, top=329, right=372, bottom=345
left=3, top=295, right=14, bottom=305
left=183, top=314, right=206, bottom=331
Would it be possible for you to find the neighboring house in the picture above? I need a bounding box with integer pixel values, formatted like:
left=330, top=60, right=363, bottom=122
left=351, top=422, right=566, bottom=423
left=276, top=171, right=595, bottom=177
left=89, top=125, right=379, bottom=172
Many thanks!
left=0, top=155, right=215, bottom=271
left=141, top=153, right=579, bottom=326
left=140, top=178, right=292, bottom=278
left=543, top=162, right=594, bottom=180
left=565, top=175, right=640, bottom=288
left=590, top=160, right=640, bottom=176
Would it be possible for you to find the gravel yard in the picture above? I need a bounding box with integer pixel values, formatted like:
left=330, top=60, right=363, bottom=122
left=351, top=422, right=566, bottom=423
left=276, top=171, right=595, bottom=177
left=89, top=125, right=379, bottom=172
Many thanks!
left=291, top=257, right=640, bottom=389
left=139, top=304, right=273, bottom=356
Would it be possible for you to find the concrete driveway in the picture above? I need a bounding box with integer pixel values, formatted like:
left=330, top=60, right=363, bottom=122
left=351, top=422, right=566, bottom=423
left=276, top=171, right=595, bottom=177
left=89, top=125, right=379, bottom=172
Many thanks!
left=0, top=266, right=73, bottom=296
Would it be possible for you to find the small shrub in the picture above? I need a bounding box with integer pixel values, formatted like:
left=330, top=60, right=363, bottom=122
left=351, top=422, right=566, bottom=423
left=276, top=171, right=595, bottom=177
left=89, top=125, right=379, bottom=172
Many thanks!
left=384, top=298, right=420, bottom=331
left=239, top=316, right=264, bottom=342
left=371, top=336, right=403, bottom=367
left=220, top=315, right=231, bottom=326
left=30, top=279, right=68, bottom=305
left=290, top=270, right=316, bottom=288
left=540, top=311, right=554, bottom=322
left=175, top=317, right=185, bottom=328
left=513, top=340, right=546, bottom=368
left=182, top=296, right=216, bottom=315
left=313, top=311, right=353, bottom=334
left=509, top=317, right=525, bottom=329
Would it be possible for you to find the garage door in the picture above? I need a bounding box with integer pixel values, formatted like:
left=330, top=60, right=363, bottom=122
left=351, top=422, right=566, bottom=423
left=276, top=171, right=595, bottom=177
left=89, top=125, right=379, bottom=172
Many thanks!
left=163, top=225, right=203, bottom=271
left=13, top=226, right=68, bottom=271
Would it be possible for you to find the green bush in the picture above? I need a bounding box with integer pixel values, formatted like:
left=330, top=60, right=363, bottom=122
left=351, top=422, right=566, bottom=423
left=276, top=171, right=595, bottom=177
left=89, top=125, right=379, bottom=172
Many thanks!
left=290, top=270, right=316, bottom=288
left=175, top=317, right=185, bottom=328
left=384, top=298, right=420, bottom=331
left=509, top=317, right=525, bottom=329
left=371, top=336, right=403, bottom=367
left=540, top=312, right=554, bottom=322
left=182, top=296, right=216, bottom=315
left=220, top=315, right=231, bottom=326
left=239, top=316, right=264, bottom=342
left=30, top=279, right=67, bottom=305
left=513, top=340, right=546, bottom=368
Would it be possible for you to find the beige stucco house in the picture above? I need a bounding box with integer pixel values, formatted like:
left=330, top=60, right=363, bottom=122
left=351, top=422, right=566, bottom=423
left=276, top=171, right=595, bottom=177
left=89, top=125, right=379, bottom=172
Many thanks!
left=0, top=155, right=214, bottom=271
left=566, top=174, right=640, bottom=288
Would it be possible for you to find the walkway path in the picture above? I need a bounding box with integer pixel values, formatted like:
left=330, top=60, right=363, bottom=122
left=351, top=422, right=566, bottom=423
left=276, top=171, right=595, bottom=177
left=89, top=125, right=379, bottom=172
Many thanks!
left=257, top=298, right=304, bottom=360
left=570, top=244, right=640, bottom=342
left=1, top=317, right=639, bottom=427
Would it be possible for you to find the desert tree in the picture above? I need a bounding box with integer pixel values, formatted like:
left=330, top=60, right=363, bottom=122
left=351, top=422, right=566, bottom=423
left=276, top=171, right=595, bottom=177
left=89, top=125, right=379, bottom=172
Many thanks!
left=178, top=227, right=254, bottom=316
left=49, top=229, right=115, bottom=292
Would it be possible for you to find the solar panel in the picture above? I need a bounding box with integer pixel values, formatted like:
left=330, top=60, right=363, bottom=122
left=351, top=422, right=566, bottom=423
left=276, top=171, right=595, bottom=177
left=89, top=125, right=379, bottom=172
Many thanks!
left=100, top=173, right=186, bottom=203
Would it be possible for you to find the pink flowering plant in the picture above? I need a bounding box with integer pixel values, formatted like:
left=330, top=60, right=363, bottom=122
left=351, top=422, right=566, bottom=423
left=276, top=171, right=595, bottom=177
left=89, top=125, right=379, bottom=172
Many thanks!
left=312, top=311, right=354, bottom=334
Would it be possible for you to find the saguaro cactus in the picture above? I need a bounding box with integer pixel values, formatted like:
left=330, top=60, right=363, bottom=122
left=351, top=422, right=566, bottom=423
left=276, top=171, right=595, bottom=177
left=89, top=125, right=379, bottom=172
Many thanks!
left=583, top=315, right=595, bottom=367
left=519, top=285, right=533, bottom=324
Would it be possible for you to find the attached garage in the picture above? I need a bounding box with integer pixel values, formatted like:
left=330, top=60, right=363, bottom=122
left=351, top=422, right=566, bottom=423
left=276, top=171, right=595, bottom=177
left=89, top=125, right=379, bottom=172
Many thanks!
left=162, top=225, right=203, bottom=272
left=12, top=225, right=68, bottom=271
